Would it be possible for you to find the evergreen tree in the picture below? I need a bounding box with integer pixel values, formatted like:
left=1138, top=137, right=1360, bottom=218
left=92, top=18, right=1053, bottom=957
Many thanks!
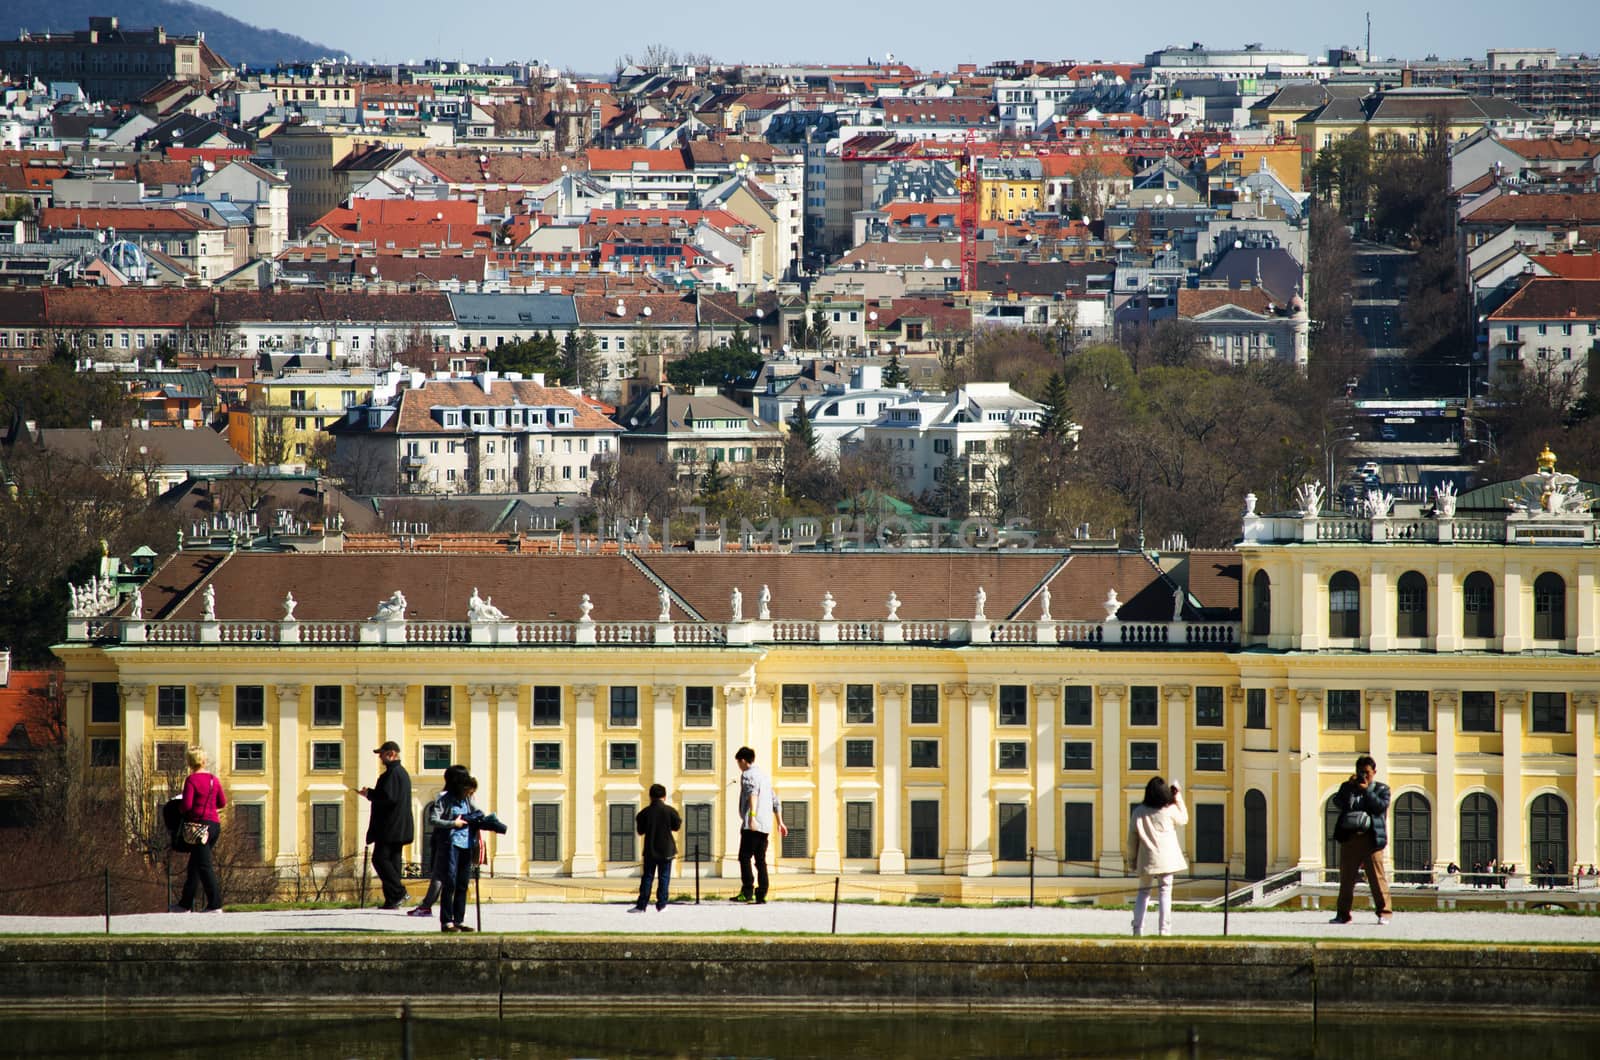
left=1037, top=371, right=1073, bottom=439
left=791, top=398, right=818, bottom=454
left=882, top=351, right=908, bottom=387
left=810, top=309, right=832, bottom=349
left=699, top=459, right=728, bottom=498
left=935, top=452, right=969, bottom=519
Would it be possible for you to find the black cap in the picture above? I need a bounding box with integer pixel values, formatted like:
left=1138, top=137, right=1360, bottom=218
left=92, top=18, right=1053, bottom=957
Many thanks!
left=374, top=741, right=401, bottom=754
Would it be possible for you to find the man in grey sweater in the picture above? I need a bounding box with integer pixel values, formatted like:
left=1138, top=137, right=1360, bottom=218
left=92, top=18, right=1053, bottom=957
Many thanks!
left=732, top=746, right=786, bottom=904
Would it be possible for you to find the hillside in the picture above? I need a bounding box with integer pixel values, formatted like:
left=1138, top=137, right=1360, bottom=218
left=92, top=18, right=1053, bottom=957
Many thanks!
left=4, top=1, right=339, bottom=69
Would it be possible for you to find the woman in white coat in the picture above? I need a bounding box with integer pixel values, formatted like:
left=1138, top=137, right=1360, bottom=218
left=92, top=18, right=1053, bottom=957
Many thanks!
left=1127, top=776, right=1188, bottom=936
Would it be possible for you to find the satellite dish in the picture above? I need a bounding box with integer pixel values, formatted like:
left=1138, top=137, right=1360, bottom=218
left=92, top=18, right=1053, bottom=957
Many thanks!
left=642, top=306, right=652, bottom=317
left=1165, top=192, right=1174, bottom=206
left=1234, top=239, right=1243, bottom=249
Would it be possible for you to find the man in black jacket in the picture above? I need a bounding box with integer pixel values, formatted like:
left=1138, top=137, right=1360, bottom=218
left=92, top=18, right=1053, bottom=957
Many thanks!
left=631, top=783, right=681, bottom=912
left=1331, top=754, right=1392, bottom=924
left=361, top=741, right=414, bottom=909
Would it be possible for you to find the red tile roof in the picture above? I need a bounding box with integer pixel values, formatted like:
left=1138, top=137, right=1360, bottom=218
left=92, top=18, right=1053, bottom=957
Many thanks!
left=584, top=148, right=689, bottom=173
left=1529, top=252, right=1600, bottom=280
left=1463, top=192, right=1600, bottom=226
left=39, top=206, right=220, bottom=232
left=1176, top=288, right=1273, bottom=317
left=1488, top=277, right=1600, bottom=320
left=385, top=378, right=623, bottom=435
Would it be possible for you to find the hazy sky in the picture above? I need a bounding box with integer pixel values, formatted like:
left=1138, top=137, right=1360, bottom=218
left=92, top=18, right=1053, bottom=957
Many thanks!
left=207, top=0, right=1598, bottom=71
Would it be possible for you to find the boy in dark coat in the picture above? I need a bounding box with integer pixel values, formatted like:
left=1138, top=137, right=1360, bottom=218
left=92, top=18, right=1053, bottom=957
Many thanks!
left=631, top=783, right=681, bottom=912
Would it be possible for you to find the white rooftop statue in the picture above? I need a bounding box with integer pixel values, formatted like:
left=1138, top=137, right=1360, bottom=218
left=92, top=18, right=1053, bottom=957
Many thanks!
left=886, top=591, right=901, bottom=622
left=657, top=585, right=671, bottom=623
left=372, top=590, right=407, bottom=622
left=131, top=589, right=143, bottom=621
left=1038, top=585, right=1052, bottom=622
left=822, top=591, right=836, bottom=621
left=974, top=586, right=987, bottom=621
left=467, top=586, right=506, bottom=623
left=283, top=591, right=298, bottom=622
left=1103, top=588, right=1121, bottom=622
left=202, top=584, right=216, bottom=622
left=730, top=586, right=744, bottom=623
left=758, top=584, right=771, bottom=621
left=579, top=593, right=594, bottom=622
left=1434, top=481, right=1458, bottom=520
left=1294, top=480, right=1324, bottom=518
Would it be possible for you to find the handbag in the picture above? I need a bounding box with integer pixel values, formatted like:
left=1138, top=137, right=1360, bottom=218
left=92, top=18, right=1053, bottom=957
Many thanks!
left=181, top=820, right=210, bottom=846
left=1338, top=809, right=1372, bottom=835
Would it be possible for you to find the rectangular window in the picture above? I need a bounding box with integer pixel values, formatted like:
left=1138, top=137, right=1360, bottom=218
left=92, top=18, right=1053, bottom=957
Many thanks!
left=157, top=685, right=187, bottom=727
left=234, top=685, right=265, bottom=727
left=683, top=742, right=714, bottom=772
left=997, top=741, right=1028, bottom=770
left=998, top=685, right=1028, bottom=726
left=531, top=803, right=560, bottom=862
left=845, top=739, right=875, bottom=768
left=1462, top=691, right=1496, bottom=733
left=1195, top=742, right=1225, bottom=772
left=1195, top=686, right=1224, bottom=727
left=910, top=739, right=939, bottom=768
left=1246, top=688, right=1268, bottom=730
left=1063, top=741, right=1093, bottom=770
left=233, top=742, right=265, bottom=772
left=90, top=737, right=120, bottom=767
left=311, top=742, right=342, bottom=771
left=531, top=686, right=561, bottom=726
left=609, top=742, right=639, bottom=771
left=1129, top=742, right=1158, bottom=772
left=781, top=684, right=810, bottom=724
left=156, top=742, right=187, bottom=773
left=684, top=803, right=713, bottom=864
left=532, top=742, right=562, bottom=770
left=91, top=682, right=121, bottom=724
left=1395, top=690, right=1430, bottom=732
left=685, top=686, right=714, bottom=727
left=780, top=739, right=810, bottom=768
left=609, top=686, right=639, bottom=726
left=845, top=684, right=875, bottom=724
left=845, top=801, right=874, bottom=859
left=421, top=744, right=452, bottom=772
left=910, top=684, right=939, bottom=724
left=423, top=685, right=452, bottom=726
left=311, top=803, right=341, bottom=861
left=233, top=803, right=264, bottom=862
left=1327, top=689, right=1362, bottom=730
left=1063, top=685, right=1092, bottom=726
left=910, top=800, right=940, bottom=860
left=1064, top=801, right=1094, bottom=862
left=1195, top=804, right=1225, bottom=863
left=608, top=804, right=636, bottom=862
left=1532, top=692, right=1568, bottom=733
left=312, top=685, right=342, bottom=727
left=998, top=803, right=1028, bottom=862
left=782, top=801, right=809, bottom=858
left=1129, top=686, right=1158, bottom=726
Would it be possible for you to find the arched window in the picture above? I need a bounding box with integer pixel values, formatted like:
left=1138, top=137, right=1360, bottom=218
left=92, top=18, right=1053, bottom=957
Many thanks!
left=1251, top=570, right=1271, bottom=636
left=1328, top=571, right=1360, bottom=638
left=1462, top=571, right=1495, bottom=639
left=1396, top=571, right=1428, bottom=638
left=1460, top=793, right=1499, bottom=882
left=1534, top=573, right=1566, bottom=640
left=1530, top=793, right=1569, bottom=883
left=1392, top=793, right=1432, bottom=883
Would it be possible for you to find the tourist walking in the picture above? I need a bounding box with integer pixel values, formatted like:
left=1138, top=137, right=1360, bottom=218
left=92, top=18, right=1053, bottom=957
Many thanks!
left=431, top=767, right=478, bottom=933
left=175, top=746, right=226, bottom=913
left=1126, top=776, right=1188, bottom=937
left=631, top=783, right=681, bottom=912
left=1331, top=755, right=1393, bottom=924
left=731, top=747, right=785, bottom=904
left=360, top=740, right=413, bottom=910
left=409, top=765, right=470, bottom=919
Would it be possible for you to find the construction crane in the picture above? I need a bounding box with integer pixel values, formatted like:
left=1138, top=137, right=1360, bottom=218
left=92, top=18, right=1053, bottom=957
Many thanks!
left=841, top=129, right=983, bottom=291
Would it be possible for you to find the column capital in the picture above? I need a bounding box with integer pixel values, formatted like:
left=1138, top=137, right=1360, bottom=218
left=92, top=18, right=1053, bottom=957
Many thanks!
left=379, top=684, right=408, bottom=699
left=752, top=683, right=776, bottom=700
left=879, top=682, right=907, bottom=697
left=194, top=683, right=221, bottom=700
left=119, top=681, right=147, bottom=698
left=1030, top=683, right=1058, bottom=700
left=355, top=683, right=387, bottom=699
left=490, top=684, right=517, bottom=698
left=1574, top=691, right=1600, bottom=712
left=63, top=680, right=90, bottom=697
left=816, top=682, right=842, bottom=697
left=941, top=682, right=967, bottom=699
left=1365, top=688, right=1393, bottom=711
left=273, top=683, right=302, bottom=700
left=652, top=683, right=680, bottom=701
left=571, top=684, right=598, bottom=700
left=465, top=683, right=499, bottom=700
left=1433, top=690, right=1460, bottom=711
left=1272, top=687, right=1294, bottom=709
left=962, top=683, right=994, bottom=700
left=1295, top=688, right=1322, bottom=711
left=1095, top=683, right=1125, bottom=700
left=1501, top=690, right=1528, bottom=712
left=1160, top=684, right=1190, bottom=701
left=723, top=684, right=750, bottom=706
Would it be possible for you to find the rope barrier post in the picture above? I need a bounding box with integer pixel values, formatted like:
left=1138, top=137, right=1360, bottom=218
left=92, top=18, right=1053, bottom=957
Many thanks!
left=831, top=876, right=840, bottom=935
left=1223, top=866, right=1230, bottom=937
left=401, top=1002, right=414, bottom=1060
left=360, top=844, right=370, bottom=909
left=693, top=843, right=700, bottom=905
left=1028, top=847, right=1035, bottom=909
left=165, top=851, right=171, bottom=910
left=474, top=862, right=483, bottom=933
left=104, top=866, right=111, bottom=935
left=1188, top=1025, right=1199, bottom=1060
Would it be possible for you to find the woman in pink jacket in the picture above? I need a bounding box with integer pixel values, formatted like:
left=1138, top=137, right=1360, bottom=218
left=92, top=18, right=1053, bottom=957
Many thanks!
left=175, top=746, right=227, bottom=912
left=1126, top=776, right=1188, bottom=937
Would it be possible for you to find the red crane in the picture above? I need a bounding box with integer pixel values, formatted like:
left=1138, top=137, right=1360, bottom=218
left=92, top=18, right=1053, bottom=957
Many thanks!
left=841, top=129, right=983, bottom=292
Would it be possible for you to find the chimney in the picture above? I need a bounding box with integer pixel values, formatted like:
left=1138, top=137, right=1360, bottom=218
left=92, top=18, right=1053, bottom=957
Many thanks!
left=1400, top=67, right=1414, bottom=89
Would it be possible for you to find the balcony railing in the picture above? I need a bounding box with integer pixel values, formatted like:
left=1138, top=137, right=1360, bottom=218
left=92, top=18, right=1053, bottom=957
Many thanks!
left=66, top=615, right=1240, bottom=650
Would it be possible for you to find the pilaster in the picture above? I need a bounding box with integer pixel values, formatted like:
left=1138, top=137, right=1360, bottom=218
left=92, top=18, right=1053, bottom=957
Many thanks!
left=1365, top=688, right=1391, bottom=770
left=571, top=684, right=599, bottom=876
left=63, top=681, right=89, bottom=746
left=194, top=683, right=221, bottom=770
left=273, top=683, right=302, bottom=870
left=651, top=684, right=678, bottom=795
left=1575, top=692, right=1597, bottom=869
left=354, top=685, right=381, bottom=803
left=492, top=684, right=519, bottom=872
left=1368, top=563, right=1393, bottom=651
left=878, top=683, right=907, bottom=874
left=1502, top=562, right=1527, bottom=652
left=1096, top=683, right=1125, bottom=875
left=941, top=683, right=969, bottom=874
left=720, top=685, right=750, bottom=877
left=379, top=684, right=406, bottom=751
left=1162, top=684, right=1189, bottom=797
left=1502, top=691, right=1526, bottom=866
left=814, top=682, right=842, bottom=873
left=964, top=682, right=995, bottom=876
left=119, top=682, right=147, bottom=801
left=1295, top=689, right=1322, bottom=869
left=1297, top=564, right=1322, bottom=650
left=1435, top=561, right=1460, bottom=651
left=1274, top=688, right=1294, bottom=870
left=1031, top=683, right=1058, bottom=874
left=1578, top=562, right=1598, bottom=653
left=1433, top=690, right=1459, bottom=873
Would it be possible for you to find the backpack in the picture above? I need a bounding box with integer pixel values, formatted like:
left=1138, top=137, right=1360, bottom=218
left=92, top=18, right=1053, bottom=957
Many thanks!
left=163, top=796, right=186, bottom=851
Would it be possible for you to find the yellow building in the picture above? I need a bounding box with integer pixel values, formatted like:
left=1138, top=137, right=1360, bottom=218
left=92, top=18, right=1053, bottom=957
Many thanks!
left=977, top=156, right=1044, bottom=222
left=1294, top=86, right=1536, bottom=176
left=55, top=462, right=1600, bottom=892
left=1203, top=142, right=1304, bottom=195
left=230, top=369, right=397, bottom=468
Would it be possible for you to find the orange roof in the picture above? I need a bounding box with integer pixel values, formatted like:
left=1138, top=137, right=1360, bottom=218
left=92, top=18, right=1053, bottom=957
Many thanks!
left=1530, top=252, right=1600, bottom=279
left=584, top=148, right=689, bottom=173
left=1177, top=288, right=1273, bottom=317
left=0, top=670, right=57, bottom=748
left=39, top=206, right=219, bottom=232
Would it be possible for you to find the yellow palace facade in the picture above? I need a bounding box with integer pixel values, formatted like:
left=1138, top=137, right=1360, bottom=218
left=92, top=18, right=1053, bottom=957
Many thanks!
left=55, top=468, right=1600, bottom=888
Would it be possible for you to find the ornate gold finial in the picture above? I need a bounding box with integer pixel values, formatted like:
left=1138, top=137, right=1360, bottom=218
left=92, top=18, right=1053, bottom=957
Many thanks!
left=1538, top=444, right=1557, bottom=474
